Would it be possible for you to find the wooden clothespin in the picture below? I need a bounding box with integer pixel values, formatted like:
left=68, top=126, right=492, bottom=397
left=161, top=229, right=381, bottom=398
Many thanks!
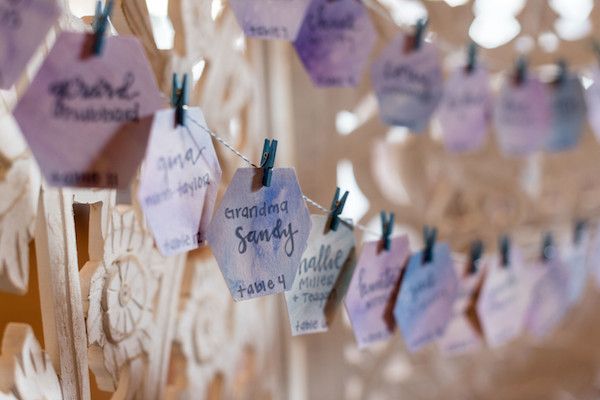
left=413, top=18, right=428, bottom=51
left=329, top=187, right=349, bottom=231
left=468, top=239, right=484, bottom=275
left=422, top=225, right=437, bottom=264
left=171, top=73, right=188, bottom=127
left=541, top=232, right=554, bottom=262
left=92, top=0, right=114, bottom=55
left=260, top=138, right=278, bottom=187
left=466, top=41, right=477, bottom=74
left=514, top=56, right=527, bottom=86
left=499, top=234, right=510, bottom=268
left=380, top=211, right=394, bottom=251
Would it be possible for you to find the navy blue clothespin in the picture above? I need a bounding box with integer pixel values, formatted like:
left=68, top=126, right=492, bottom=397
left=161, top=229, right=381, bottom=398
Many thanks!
left=92, top=0, right=114, bottom=55
left=574, top=219, right=587, bottom=245
left=413, top=18, right=428, bottom=51
left=555, top=59, right=568, bottom=85
left=499, top=234, right=510, bottom=268
left=329, top=187, right=349, bottom=231
left=422, top=225, right=437, bottom=264
left=468, top=239, right=484, bottom=275
left=514, top=56, right=527, bottom=85
left=260, top=138, right=278, bottom=187
left=380, top=211, right=394, bottom=251
left=171, top=73, right=188, bottom=127
left=541, top=232, right=554, bottom=262
left=466, top=42, right=477, bottom=74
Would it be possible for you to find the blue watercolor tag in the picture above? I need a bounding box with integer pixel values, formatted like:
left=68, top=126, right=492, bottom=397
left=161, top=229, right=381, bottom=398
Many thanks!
left=545, top=76, right=587, bottom=152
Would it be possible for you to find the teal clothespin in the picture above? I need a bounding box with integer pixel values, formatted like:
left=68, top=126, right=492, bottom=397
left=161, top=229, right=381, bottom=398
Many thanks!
left=260, top=138, right=278, bottom=187
left=422, top=225, right=437, bottom=264
left=92, top=0, right=114, bottom=55
left=468, top=239, right=484, bottom=275
left=329, top=187, right=349, bottom=231
left=555, top=59, right=568, bottom=85
left=413, top=18, right=428, bottom=50
left=574, top=220, right=587, bottom=245
left=541, top=232, right=554, bottom=262
left=466, top=42, right=477, bottom=74
left=171, top=73, right=188, bottom=127
left=380, top=211, right=394, bottom=251
left=499, top=234, right=510, bottom=268
left=514, top=56, right=527, bottom=85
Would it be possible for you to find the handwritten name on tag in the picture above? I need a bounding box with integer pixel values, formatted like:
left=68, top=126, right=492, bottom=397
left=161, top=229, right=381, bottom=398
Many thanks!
left=494, top=76, right=550, bottom=156
left=436, top=67, right=492, bottom=153
left=344, top=236, right=410, bottom=348
left=229, top=0, right=311, bottom=41
left=394, top=243, right=459, bottom=353
left=13, top=31, right=164, bottom=189
left=137, top=108, right=222, bottom=257
left=293, top=0, right=376, bottom=87
left=545, top=76, right=586, bottom=152
left=371, top=33, right=443, bottom=132
left=0, top=0, right=59, bottom=88
left=285, top=215, right=356, bottom=335
left=207, top=168, right=311, bottom=301
left=585, top=68, right=600, bottom=141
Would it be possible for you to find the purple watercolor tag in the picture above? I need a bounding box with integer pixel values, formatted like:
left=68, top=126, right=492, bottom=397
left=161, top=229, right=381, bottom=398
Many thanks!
left=207, top=167, right=311, bottom=301
left=229, top=0, right=311, bottom=41
left=343, top=235, right=410, bottom=349
left=585, top=68, right=600, bottom=141
left=371, top=33, right=443, bottom=132
left=0, top=0, right=60, bottom=89
left=494, top=76, right=550, bottom=156
left=293, top=0, right=376, bottom=87
left=285, top=215, right=356, bottom=335
left=436, top=67, right=492, bottom=153
left=13, top=31, right=165, bottom=189
left=394, top=243, right=459, bottom=353
left=545, top=76, right=586, bottom=152
left=137, top=108, right=222, bottom=257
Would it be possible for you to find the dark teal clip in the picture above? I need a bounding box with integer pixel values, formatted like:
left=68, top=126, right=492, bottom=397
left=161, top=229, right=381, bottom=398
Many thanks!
left=514, top=56, right=527, bottom=85
left=555, top=59, right=568, bottom=85
left=541, top=232, right=554, bottom=262
left=380, top=211, right=394, bottom=251
left=422, top=225, right=437, bottom=264
left=574, top=220, right=587, bottom=245
left=260, top=138, right=278, bottom=187
left=499, top=234, right=510, bottom=268
left=171, top=73, right=188, bottom=127
left=92, top=0, right=114, bottom=55
left=466, top=42, right=477, bottom=74
left=413, top=18, right=428, bottom=50
left=468, top=239, right=484, bottom=275
left=329, top=187, right=349, bottom=232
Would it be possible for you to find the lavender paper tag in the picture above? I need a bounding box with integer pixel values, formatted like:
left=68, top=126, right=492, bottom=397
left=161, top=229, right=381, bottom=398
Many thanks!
left=585, top=68, right=600, bottom=140
left=394, top=243, right=459, bottom=353
left=293, top=0, right=376, bottom=87
left=344, top=235, right=410, bottom=348
left=137, top=108, right=222, bottom=257
left=285, top=215, right=356, bottom=335
left=545, top=76, right=586, bottom=152
left=371, top=33, right=443, bottom=132
left=207, top=167, right=311, bottom=301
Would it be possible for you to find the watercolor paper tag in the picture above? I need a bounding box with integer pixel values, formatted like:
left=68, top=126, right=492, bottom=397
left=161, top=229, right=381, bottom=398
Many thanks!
left=137, top=108, right=222, bottom=257
left=564, top=235, right=590, bottom=306
left=13, top=31, right=164, bottom=189
left=545, top=76, right=586, bottom=152
left=585, top=67, right=600, bottom=140
left=344, top=236, right=410, bottom=348
left=285, top=215, right=356, bottom=335
left=293, top=0, right=376, bottom=87
left=394, top=243, right=459, bottom=353
left=371, top=33, right=443, bottom=132
left=494, top=77, right=550, bottom=156
left=436, top=67, right=492, bottom=152
left=207, top=167, right=311, bottom=301
left=229, top=0, right=311, bottom=41
left=0, top=0, right=60, bottom=89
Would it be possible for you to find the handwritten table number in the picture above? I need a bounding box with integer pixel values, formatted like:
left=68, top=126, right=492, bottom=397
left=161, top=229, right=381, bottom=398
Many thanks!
left=207, top=168, right=311, bottom=301
left=394, top=243, right=459, bottom=353
left=293, top=0, right=376, bottom=87
left=13, top=31, right=164, bottom=189
left=344, top=236, right=410, bottom=348
left=545, top=75, right=586, bottom=152
left=137, top=108, right=222, bottom=257
left=285, top=215, right=356, bottom=335
left=0, top=0, right=60, bottom=89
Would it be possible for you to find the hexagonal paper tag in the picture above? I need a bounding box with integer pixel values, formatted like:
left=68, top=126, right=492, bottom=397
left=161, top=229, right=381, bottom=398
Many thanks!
left=13, top=31, right=165, bottom=189
left=137, top=107, right=222, bottom=257
left=284, top=215, right=356, bottom=335
left=229, top=0, right=311, bottom=41
left=0, top=0, right=60, bottom=89
left=344, top=235, right=410, bottom=348
left=436, top=66, right=492, bottom=153
left=371, top=33, right=443, bottom=132
left=545, top=76, right=586, bottom=152
left=207, top=167, right=311, bottom=301
left=394, top=243, right=458, bottom=353
left=293, top=0, right=376, bottom=87
left=585, top=67, right=600, bottom=141
left=493, top=76, right=550, bottom=156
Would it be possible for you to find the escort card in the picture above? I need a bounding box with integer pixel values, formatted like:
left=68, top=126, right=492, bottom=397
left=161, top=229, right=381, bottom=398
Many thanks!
left=207, top=167, right=311, bottom=301
left=545, top=76, right=586, bottom=152
left=137, top=108, right=222, bottom=257
left=285, top=214, right=356, bottom=335
left=344, top=235, right=410, bottom=348
left=394, top=243, right=459, bottom=353
left=371, top=33, right=443, bottom=132
left=13, top=31, right=164, bottom=189
left=585, top=67, right=600, bottom=140
left=229, top=0, right=311, bottom=41
left=494, top=76, right=550, bottom=156
left=293, top=0, right=376, bottom=87
left=436, top=67, right=492, bottom=153
left=564, top=234, right=590, bottom=306
left=0, top=0, right=60, bottom=88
